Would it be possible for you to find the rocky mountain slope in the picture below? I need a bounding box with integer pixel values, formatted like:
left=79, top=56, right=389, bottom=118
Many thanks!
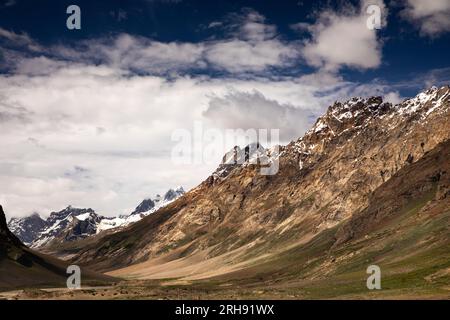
left=7, top=187, right=185, bottom=249
left=4, top=134, right=448, bottom=299
left=210, top=138, right=450, bottom=298
left=7, top=213, right=46, bottom=246
left=0, top=205, right=115, bottom=290
left=34, top=207, right=102, bottom=248
left=9, top=206, right=104, bottom=248
left=53, top=85, right=449, bottom=284
left=104, top=186, right=186, bottom=228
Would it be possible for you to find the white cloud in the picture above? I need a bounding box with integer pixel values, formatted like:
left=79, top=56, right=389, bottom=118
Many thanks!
left=238, top=10, right=277, bottom=41
left=203, top=90, right=312, bottom=141
left=383, top=91, right=403, bottom=105
left=203, top=9, right=298, bottom=72
left=50, top=34, right=206, bottom=74
left=401, top=0, right=450, bottom=37
left=205, top=39, right=297, bottom=72
left=0, top=58, right=389, bottom=218
left=0, top=7, right=399, bottom=219
left=14, top=56, right=71, bottom=75
left=300, top=0, right=386, bottom=71
left=1, top=9, right=300, bottom=75
left=208, top=21, right=223, bottom=28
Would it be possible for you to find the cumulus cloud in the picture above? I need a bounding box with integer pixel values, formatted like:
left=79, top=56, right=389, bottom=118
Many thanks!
left=383, top=91, right=403, bottom=105
left=203, top=9, right=298, bottom=72
left=299, top=0, right=387, bottom=71
left=13, top=56, right=71, bottom=75
left=401, top=0, right=450, bottom=37
left=0, top=7, right=398, bottom=218
left=203, top=90, right=312, bottom=141
left=0, top=56, right=390, bottom=218
left=235, top=10, right=277, bottom=41
left=421, top=67, right=450, bottom=88
left=49, top=34, right=206, bottom=74
left=0, top=9, right=299, bottom=76
left=205, top=39, right=297, bottom=72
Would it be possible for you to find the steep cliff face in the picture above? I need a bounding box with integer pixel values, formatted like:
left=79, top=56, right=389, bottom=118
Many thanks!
left=63, top=86, right=449, bottom=275
left=334, top=138, right=450, bottom=246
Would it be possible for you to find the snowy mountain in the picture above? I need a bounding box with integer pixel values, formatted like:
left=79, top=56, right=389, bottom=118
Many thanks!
left=98, top=186, right=186, bottom=231
left=210, top=142, right=281, bottom=184
left=7, top=186, right=185, bottom=249
left=8, top=207, right=101, bottom=247
left=8, top=213, right=46, bottom=246
left=28, top=206, right=103, bottom=248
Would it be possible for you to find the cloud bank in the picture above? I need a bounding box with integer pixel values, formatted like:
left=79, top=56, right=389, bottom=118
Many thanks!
left=298, top=0, right=387, bottom=71
left=401, top=0, right=450, bottom=37
left=0, top=4, right=427, bottom=218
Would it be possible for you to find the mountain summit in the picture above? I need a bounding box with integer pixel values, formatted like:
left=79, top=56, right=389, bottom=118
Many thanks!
left=130, top=186, right=185, bottom=216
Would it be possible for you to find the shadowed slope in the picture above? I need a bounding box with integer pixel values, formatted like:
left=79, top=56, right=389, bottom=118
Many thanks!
left=203, top=139, right=450, bottom=298
left=0, top=205, right=117, bottom=291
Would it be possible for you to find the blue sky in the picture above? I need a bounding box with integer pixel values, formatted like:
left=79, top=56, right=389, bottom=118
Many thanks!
left=1, top=0, right=449, bottom=93
left=0, top=0, right=449, bottom=218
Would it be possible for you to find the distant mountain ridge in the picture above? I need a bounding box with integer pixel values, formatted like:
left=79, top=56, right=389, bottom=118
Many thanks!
left=7, top=187, right=185, bottom=249
left=130, top=186, right=185, bottom=216
left=97, top=186, right=185, bottom=231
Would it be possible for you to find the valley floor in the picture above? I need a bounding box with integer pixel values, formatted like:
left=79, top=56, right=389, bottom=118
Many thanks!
left=1, top=273, right=449, bottom=300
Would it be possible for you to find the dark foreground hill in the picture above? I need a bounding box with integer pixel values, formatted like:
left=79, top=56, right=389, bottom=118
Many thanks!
left=0, top=205, right=116, bottom=291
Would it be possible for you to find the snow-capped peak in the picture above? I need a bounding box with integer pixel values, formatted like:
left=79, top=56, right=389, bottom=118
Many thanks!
left=164, top=186, right=185, bottom=201
left=394, top=85, right=450, bottom=117
left=9, top=206, right=104, bottom=248
left=210, top=143, right=281, bottom=183
left=97, top=186, right=186, bottom=233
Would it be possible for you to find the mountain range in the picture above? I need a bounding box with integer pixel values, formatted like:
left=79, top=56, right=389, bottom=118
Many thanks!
left=1, top=86, right=449, bottom=298
left=7, top=187, right=185, bottom=249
